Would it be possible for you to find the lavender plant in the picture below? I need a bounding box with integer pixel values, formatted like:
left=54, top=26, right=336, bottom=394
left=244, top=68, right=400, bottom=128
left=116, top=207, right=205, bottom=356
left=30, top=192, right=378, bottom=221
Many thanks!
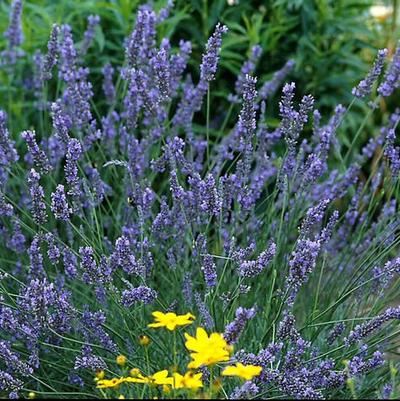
left=0, top=1, right=399, bottom=399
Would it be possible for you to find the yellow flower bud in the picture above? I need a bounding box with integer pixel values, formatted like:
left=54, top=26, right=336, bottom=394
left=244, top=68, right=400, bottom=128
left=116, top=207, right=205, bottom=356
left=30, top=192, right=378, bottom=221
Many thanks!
left=95, top=369, right=105, bottom=379
left=130, top=368, right=141, bottom=377
left=28, top=393, right=36, bottom=399
left=162, top=385, right=171, bottom=394
left=116, top=355, right=127, bottom=366
left=118, top=396, right=125, bottom=400
left=139, top=335, right=150, bottom=346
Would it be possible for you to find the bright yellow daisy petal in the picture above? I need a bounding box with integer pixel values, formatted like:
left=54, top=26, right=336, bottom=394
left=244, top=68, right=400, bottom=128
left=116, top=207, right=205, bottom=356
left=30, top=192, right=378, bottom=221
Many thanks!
left=222, top=363, right=262, bottom=381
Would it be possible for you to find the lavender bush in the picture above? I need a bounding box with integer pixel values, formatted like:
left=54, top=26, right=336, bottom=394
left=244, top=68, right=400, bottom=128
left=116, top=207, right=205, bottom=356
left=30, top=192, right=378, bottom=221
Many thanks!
left=0, top=0, right=400, bottom=399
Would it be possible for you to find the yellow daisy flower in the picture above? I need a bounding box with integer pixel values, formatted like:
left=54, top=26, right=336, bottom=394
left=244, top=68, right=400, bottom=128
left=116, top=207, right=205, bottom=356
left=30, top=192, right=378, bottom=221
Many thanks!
left=172, top=371, right=203, bottom=389
left=96, top=377, right=125, bottom=389
left=148, top=311, right=195, bottom=331
left=184, top=327, right=230, bottom=368
left=222, top=363, right=262, bottom=381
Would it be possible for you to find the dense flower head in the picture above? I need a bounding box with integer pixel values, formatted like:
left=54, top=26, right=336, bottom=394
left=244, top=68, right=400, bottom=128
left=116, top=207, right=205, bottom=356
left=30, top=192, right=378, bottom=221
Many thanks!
left=345, top=306, right=400, bottom=346
left=2, top=0, right=24, bottom=66
left=4, top=0, right=23, bottom=46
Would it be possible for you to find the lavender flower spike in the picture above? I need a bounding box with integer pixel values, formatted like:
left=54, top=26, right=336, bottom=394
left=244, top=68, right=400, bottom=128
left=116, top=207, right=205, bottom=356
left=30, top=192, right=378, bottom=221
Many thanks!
left=102, top=63, right=115, bottom=105
left=260, top=59, right=295, bottom=100
left=80, top=15, right=100, bottom=56
left=224, top=306, right=256, bottom=344
left=27, top=169, right=47, bottom=225
left=51, top=184, right=71, bottom=221
left=345, top=306, right=400, bottom=346
left=195, top=292, right=214, bottom=330
left=378, top=41, right=400, bottom=97
left=201, top=254, right=217, bottom=287
left=65, top=139, right=83, bottom=196
left=352, top=49, right=388, bottom=98
left=0, top=110, right=19, bottom=166
left=51, top=101, right=70, bottom=144
left=4, top=0, right=23, bottom=49
left=21, top=130, right=52, bottom=174
left=238, top=242, right=276, bottom=278
left=42, top=24, right=60, bottom=81
left=200, top=23, right=228, bottom=83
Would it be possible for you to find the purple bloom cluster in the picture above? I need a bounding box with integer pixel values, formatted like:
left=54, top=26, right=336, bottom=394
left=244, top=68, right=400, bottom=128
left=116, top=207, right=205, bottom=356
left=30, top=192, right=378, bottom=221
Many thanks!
left=200, top=23, right=228, bottom=83
left=378, top=41, right=400, bottom=97
left=1, top=0, right=24, bottom=66
left=27, top=169, right=47, bottom=225
left=41, top=24, right=60, bottom=81
left=22, top=130, right=52, bottom=174
left=121, top=286, right=157, bottom=307
left=80, top=15, right=100, bottom=57
left=224, top=306, right=256, bottom=344
left=236, top=242, right=276, bottom=278
left=345, top=306, right=400, bottom=346
left=51, top=184, right=71, bottom=221
left=352, top=49, right=388, bottom=98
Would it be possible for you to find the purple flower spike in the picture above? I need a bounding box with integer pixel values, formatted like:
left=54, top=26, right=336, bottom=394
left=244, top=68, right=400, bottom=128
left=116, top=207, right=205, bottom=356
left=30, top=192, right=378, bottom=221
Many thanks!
left=51, top=184, right=71, bottom=221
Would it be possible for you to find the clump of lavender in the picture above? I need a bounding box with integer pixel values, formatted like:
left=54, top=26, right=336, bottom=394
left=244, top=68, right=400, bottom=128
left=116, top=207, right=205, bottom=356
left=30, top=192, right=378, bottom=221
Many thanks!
left=0, top=2, right=399, bottom=399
